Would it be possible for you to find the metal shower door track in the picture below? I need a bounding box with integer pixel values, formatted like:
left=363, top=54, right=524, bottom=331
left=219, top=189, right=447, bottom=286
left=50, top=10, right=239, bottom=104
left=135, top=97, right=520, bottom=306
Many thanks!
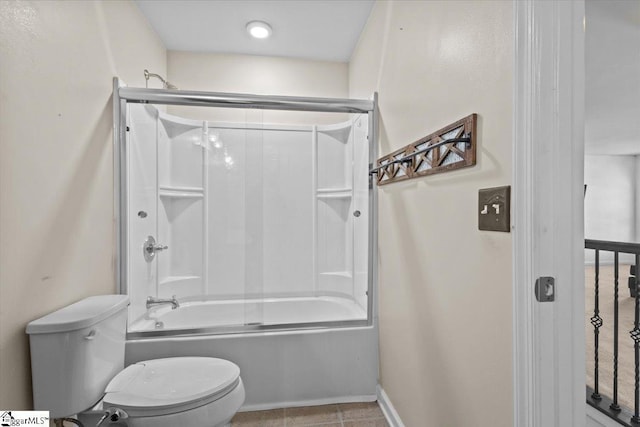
left=118, top=86, right=375, bottom=113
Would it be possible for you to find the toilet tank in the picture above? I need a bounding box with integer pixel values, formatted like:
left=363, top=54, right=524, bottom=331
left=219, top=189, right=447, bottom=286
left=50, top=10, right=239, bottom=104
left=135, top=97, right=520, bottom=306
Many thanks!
left=26, top=295, right=129, bottom=418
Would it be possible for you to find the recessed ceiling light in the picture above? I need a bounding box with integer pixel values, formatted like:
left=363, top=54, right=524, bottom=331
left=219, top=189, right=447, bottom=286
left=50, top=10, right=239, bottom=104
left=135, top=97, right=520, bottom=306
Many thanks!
left=246, top=21, right=272, bottom=39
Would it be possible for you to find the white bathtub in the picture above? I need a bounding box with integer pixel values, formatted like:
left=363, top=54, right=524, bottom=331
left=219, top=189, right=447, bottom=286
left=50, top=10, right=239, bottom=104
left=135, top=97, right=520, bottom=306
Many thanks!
left=129, top=296, right=367, bottom=332
left=125, top=296, right=378, bottom=410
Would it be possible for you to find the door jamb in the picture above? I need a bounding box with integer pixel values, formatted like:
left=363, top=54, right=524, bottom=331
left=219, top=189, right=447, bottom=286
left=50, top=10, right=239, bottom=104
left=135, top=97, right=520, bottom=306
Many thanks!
left=512, top=1, right=586, bottom=426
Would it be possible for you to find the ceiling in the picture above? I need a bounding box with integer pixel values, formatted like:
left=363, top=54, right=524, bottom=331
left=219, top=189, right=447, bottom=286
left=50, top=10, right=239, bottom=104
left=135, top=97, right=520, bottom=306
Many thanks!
left=585, top=0, right=640, bottom=155
left=134, top=0, right=374, bottom=62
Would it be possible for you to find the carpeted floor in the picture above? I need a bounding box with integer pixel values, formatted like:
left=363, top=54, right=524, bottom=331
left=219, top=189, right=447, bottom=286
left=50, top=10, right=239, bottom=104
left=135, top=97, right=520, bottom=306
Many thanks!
left=585, top=264, right=637, bottom=412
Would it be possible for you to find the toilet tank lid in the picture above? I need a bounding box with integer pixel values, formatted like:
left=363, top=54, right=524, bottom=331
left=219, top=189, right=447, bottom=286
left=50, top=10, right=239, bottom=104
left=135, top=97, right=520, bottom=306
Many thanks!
left=26, top=295, right=129, bottom=335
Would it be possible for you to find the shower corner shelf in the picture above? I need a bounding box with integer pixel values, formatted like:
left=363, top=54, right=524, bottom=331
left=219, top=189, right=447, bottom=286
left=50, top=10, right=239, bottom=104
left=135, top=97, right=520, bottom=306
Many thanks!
left=316, top=188, right=352, bottom=199
left=319, top=271, right=353, bottom=279
left=159, top=186, right=204, bottom=199
left=159, top=275, right=201, bottom=287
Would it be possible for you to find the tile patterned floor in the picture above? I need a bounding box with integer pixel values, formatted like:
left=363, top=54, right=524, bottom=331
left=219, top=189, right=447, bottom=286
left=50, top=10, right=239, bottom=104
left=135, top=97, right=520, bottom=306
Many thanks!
left=231, top=402, right=389, bottom=427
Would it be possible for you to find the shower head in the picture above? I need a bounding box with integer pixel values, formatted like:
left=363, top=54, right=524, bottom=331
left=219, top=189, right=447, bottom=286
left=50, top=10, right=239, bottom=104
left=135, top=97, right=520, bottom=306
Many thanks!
left=144, top=69, right=178, bottom=90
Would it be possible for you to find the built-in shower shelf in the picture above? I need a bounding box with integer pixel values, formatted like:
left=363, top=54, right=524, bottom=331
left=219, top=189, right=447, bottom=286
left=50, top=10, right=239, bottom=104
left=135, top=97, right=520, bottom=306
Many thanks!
left=319, top=271, right=353, bottom=279
left=159, top=275, right=201, bottom=286
left=159, top=185, right=204, bottom=192
left=317, top=194, right=352, bottom=200
left=316, top=188, right=352, bottom=199
left=159, top=192, right=204, bottom=199
left=159, top=186, right=204, bottom=199
left=317, top=187, right=351, bottom=193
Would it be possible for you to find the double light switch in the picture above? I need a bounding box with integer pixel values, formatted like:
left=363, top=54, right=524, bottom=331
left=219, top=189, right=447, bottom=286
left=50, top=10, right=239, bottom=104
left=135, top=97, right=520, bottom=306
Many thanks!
left=478, top=186, right=511, bottom=232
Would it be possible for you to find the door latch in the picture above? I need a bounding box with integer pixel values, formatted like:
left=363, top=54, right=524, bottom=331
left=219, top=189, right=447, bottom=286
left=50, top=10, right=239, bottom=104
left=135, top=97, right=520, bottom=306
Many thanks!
left=535, top=276, right=555, bottom=302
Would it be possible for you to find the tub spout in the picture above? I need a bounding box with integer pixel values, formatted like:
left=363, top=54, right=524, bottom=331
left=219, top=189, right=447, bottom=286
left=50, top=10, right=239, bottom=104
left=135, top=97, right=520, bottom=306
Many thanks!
left=146, top=295, right=180, bottom=310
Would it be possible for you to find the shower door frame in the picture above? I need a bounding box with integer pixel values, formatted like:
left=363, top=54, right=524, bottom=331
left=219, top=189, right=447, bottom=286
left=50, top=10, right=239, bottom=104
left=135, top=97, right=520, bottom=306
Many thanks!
left=113, top=78, right=378, bottom=338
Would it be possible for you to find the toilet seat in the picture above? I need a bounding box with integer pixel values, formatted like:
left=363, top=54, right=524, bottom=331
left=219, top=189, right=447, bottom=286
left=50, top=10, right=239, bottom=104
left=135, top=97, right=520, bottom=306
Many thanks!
left=103, top=357, right=241, bottom=418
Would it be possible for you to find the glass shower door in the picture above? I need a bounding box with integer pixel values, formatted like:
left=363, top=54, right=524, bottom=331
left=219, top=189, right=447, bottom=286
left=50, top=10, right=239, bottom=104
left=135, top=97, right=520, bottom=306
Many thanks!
left=205, top=118, right=267, bottom=327
left=156, top=113, right=206, bottom=302
left=126, top=104, right=159, bottom=328
left=315, top=114, right=369, bottom=322
left=126, top=103, right=370, bottom=334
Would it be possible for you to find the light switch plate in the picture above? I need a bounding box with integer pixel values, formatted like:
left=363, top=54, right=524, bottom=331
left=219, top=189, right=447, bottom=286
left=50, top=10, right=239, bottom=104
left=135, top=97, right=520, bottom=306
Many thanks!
left=478, top=186, right=511, bottom=232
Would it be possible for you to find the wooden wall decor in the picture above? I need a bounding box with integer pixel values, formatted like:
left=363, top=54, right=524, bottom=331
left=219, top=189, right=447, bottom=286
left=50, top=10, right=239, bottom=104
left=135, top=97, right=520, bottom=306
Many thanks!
left=370, top=114, right=477, bottom=185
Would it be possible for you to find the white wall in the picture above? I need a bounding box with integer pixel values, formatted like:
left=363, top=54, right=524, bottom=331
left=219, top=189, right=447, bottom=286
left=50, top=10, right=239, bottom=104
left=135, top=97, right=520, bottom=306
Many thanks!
left=0, top=0, right=166, bottom=409
left=349, top=1, right=513, bottom=426
left=584, top=155, right=637, bottom=263
left=166, top=51, right=350, bottom=125
left=637, top=155, right=640, bottom=242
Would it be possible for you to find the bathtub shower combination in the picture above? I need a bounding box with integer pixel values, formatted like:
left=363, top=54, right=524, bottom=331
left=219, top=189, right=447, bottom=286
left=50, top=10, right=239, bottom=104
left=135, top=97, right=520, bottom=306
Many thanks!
left=113, top=80, right=379, bottom=409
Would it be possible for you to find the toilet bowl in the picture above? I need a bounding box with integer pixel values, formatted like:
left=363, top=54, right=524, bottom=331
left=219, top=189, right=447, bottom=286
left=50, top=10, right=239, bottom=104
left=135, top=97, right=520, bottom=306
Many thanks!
left=26, top=295, right=245, bottom=426
left=100, top=357, right=245, bottom=427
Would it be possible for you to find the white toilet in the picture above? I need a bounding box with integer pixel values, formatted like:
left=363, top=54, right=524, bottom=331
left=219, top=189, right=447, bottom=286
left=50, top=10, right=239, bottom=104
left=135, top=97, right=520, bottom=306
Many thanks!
left=26, top=295, right=244, bottom=426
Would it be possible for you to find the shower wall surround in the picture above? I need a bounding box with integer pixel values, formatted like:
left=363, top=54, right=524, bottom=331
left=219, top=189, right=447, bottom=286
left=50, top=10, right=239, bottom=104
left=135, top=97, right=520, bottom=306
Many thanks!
left=126, top=104, right=370, bottom=331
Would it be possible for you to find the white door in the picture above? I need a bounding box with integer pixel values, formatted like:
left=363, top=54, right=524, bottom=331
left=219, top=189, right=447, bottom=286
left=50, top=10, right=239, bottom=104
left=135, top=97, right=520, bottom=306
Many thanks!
left=513, top=1, right=586, bottom=426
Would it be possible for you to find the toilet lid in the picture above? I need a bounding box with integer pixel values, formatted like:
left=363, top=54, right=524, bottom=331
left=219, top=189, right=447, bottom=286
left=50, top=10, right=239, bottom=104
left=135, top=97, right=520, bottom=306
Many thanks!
left=103, top=357, right=240, bottom=416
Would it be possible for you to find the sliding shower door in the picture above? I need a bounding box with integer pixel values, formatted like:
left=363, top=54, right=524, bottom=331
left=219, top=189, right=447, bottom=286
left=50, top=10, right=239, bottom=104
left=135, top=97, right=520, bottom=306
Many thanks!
left=315, top=116, right=370, bottom=319
left=126, top=105, right=159, bottom=325
left=124, top=103, right=370, bottom=335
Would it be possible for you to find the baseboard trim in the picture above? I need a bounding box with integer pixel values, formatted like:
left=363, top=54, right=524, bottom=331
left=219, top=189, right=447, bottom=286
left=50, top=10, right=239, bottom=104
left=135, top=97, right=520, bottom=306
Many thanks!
left=584, top=260, right=636, bottom=267
left=586, top=405, right=624, bottom=427
left=377, top=385, right=405, bottom=427
left=240, top=394, right=377, bottom=412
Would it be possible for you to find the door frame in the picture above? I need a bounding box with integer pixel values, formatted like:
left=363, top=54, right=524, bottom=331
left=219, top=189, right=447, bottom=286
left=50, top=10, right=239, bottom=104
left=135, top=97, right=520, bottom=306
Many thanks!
left=512, top=1, right=586, bottom=426
left=113, top=77, right=128, bottom=296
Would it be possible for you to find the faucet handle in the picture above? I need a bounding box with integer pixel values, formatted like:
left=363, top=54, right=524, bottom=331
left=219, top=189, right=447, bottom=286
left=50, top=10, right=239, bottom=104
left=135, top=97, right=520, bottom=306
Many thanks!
left=143, top=236, right=168, bottom=262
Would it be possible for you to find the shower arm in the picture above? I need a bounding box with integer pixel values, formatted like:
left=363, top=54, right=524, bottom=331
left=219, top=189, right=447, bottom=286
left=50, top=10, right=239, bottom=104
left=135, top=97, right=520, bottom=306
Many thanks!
left=144, top=69, right=178, bottom=90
